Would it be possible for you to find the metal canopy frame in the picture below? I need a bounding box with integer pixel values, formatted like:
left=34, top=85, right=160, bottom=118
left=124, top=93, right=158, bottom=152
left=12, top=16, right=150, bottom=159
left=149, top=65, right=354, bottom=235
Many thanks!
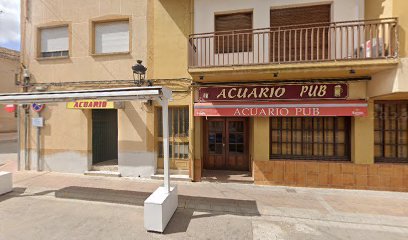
left=0, top=86, right=173, bottom=193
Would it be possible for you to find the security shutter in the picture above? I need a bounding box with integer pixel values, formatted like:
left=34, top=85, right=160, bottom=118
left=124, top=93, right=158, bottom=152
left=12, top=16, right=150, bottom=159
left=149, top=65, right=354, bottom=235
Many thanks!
left=40, top=26, right=69, bottom=57
left=214, top=12, right=253, bottom=53
left=95, top=21, right=129, bottom=54
left=270, top=4, right=331, bottom=62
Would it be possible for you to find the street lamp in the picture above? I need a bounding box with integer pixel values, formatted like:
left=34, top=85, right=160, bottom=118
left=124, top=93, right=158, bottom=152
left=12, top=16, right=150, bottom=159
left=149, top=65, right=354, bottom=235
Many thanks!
left=132, top=60, right=147, bottom=86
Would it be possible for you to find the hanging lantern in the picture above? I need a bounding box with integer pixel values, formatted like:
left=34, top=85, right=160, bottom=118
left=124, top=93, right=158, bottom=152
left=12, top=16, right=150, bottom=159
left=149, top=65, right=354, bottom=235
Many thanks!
left=4, top=104, right=16, bottom=113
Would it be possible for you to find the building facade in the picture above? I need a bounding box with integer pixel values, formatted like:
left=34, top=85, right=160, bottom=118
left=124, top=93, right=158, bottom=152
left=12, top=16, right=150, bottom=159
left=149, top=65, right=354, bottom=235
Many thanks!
left=20, top=0, right=408, bottom=191
left=0, top=47, right=19, bottom=133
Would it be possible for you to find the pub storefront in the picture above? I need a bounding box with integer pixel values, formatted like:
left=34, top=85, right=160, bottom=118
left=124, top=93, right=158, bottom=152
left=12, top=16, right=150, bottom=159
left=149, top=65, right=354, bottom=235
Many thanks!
left=193, top=82, right=373, bottom=187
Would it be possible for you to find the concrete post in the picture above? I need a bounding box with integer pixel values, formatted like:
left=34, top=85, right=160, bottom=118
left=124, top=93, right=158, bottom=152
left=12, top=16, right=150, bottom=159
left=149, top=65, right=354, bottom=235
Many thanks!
left=161, top=99, right=170, bottom=193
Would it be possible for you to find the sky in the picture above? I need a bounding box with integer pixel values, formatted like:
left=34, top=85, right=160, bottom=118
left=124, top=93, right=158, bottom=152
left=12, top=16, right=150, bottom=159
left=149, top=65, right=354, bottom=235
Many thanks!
left=0, top=0, right=20, bottom=51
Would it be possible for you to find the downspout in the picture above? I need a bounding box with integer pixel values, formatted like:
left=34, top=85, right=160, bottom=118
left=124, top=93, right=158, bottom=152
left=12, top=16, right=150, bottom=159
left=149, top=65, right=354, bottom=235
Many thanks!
left=189, top=0, right=195, bottom=181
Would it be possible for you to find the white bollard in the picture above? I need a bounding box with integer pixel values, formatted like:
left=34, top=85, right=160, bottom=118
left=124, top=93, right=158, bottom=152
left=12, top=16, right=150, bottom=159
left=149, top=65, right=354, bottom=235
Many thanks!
left=0, top=171, right=13, bottom=195
left=144, top=185, right=178, bottom=233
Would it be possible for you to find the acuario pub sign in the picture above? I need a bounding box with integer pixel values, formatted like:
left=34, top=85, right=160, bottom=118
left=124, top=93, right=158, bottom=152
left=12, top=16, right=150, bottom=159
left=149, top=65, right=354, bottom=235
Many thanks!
left=197, top=83, right=348, bottom=102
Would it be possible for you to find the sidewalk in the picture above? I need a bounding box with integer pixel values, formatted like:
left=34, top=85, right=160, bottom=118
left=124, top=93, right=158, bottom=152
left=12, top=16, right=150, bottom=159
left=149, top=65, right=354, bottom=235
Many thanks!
left=1, top=159, right=408, bottom=239
left=0, top=132, right=17, bottom=142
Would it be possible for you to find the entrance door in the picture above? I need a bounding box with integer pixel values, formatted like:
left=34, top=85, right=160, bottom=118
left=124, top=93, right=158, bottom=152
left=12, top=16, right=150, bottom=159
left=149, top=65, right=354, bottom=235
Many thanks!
left=204, top=118, right=248, bottom=171
left=92, top=109, right=118, bottom=165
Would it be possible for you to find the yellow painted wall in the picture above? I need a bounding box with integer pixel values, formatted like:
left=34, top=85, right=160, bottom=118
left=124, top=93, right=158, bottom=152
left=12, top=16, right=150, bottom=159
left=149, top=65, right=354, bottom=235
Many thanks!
left=351, top=100, right=375, bottom=164
left=150, top=0, right=193, bottom=79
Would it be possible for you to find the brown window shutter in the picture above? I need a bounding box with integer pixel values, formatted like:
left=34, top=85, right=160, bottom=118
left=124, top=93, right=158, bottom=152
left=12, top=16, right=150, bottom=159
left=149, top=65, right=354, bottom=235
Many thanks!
left=214, top=12, right=253, bottom=53
left=270, top=4, right=331, bottom=62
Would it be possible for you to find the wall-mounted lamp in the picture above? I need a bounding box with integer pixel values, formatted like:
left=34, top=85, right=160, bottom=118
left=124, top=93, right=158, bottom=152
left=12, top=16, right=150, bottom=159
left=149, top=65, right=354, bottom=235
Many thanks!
left=273, top=72, right=279, bottom=78
left=132, top=60, right=147, bottom=86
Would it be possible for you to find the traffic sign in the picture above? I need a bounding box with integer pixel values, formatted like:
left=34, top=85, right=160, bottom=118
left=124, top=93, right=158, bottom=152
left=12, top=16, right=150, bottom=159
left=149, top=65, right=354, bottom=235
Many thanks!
left=32, top=103, right=45, bottom=112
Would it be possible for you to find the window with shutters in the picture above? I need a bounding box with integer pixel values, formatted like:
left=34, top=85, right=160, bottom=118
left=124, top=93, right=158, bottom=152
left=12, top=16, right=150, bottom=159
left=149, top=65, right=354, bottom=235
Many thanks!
left=39, top=26, right=69, bottom=58
left=214, top=12, right=253, bottom=54
left=270, top=4, right=331, bottom=62
left=375, top=102, right=408, bottom=163
left=270, top=117, right=351, bottom=161
left=92, top=19, right=130, bottom=55
left=157, top=107, right=190, bottom=160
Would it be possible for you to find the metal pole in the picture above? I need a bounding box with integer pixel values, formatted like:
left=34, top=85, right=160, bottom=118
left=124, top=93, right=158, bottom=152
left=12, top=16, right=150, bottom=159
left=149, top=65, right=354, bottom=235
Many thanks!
left=24, top=107, right=29, bottom=170
left=17, top=105, right=21, bottom=171
left=36, top=112, right=41, bottom=171
left=161, top=99, right=170, bottom=193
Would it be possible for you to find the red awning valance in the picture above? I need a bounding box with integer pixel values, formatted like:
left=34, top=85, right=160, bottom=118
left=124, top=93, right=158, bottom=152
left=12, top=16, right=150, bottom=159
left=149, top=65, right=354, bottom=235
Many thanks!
left=194, top=100, right=368, bottom=117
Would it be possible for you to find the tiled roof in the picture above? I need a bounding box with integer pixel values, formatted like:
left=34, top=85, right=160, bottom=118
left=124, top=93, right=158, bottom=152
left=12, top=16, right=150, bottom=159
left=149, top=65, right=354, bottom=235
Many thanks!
left=0, top=47, right=19, bottom=61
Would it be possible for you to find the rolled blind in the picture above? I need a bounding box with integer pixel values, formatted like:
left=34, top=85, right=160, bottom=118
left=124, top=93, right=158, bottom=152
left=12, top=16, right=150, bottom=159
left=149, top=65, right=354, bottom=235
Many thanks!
left=270, top=4, right=331, bottom=62
left=95, top=21, right=129, bottom=54
left=214, top=12, right=253, bottom=53
left=41, top=26, right=69, bottom=53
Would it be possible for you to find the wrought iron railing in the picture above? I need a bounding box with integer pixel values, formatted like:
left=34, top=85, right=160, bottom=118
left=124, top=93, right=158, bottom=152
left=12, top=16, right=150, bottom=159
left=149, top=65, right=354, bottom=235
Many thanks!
left=188, top=18, right=398, bottom=68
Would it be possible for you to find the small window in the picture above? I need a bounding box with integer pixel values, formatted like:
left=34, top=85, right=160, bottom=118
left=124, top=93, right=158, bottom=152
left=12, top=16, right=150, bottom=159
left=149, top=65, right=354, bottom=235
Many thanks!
left=157, top=107, right=190, bottom=160
left=214, top=12, right=253, bottom=53
left=94, top=20, right=130, bottom=54
left=375, top=102, right=408, bottom=163
left=40, top=26, right=69, bottom=58
left=270, top=117, right=350, bottom=161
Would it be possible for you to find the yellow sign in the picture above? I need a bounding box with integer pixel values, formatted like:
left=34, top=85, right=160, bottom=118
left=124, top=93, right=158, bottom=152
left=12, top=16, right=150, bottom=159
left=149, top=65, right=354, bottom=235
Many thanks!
left=67, top=100, right=115, bottom=109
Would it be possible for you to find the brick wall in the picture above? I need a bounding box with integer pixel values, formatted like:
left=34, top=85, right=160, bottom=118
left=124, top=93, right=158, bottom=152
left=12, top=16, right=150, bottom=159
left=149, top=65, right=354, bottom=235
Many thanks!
left=253, top=160, right=408, bottom=192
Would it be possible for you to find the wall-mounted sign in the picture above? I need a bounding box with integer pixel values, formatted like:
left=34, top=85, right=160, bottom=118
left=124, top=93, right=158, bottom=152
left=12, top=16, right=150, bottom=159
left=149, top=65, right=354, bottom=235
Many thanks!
left=32, top=103, right=45, bottom=112
left=4, top=104, right=16, bottom=113
left=194, top=100, right=368, bottom=117
left=32, top=117, right=44, bottom=127
left=66, top=100, right=115, bottom=109
left=197, top=84, right=348, bottom=102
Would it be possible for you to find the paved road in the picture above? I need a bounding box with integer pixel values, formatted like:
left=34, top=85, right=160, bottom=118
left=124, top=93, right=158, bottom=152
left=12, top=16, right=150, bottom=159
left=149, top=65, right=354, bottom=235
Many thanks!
left=0, top=164, right=407, bottom=240
left=0, top=140, right=17, bottom=165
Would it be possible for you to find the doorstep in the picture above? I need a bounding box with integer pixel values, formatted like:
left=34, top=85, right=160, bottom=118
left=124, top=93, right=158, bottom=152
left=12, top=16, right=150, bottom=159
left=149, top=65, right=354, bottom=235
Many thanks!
left=84, top=171, right=121, bottom=178
left=150, top=174, right=191, bottom=182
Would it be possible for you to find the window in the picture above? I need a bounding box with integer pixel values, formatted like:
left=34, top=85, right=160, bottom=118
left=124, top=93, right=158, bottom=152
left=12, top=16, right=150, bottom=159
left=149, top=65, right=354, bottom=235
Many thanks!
left=214, top=12, right=253, bottom=53
left=157, top=107, right=189, bottom=160
left=270, top=4, right=330, bottom=62
left=270, top=117, right=350, bottom=161
left=39, top=26, right=69, bottom=58
left=94, top=20, right=130, bottom=54
left=375, top=102, right=408, bottom=163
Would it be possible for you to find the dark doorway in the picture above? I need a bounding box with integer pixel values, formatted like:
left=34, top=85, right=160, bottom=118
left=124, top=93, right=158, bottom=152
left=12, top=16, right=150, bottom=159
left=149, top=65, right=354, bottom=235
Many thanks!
left=92, top=109, right=118, bottom=165
left=204, top=118, right=249, bottom=171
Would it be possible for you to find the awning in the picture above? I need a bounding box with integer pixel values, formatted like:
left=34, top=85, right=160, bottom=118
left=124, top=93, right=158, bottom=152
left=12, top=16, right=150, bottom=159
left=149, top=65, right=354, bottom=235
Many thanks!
left=194, top=100, right=368, bottom=117
left=0, top=86, right=172, bottom=104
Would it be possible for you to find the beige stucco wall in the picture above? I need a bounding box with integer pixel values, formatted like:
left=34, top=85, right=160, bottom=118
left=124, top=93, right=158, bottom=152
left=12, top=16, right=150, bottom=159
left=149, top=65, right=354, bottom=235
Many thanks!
left=21, top=0, right=153, bottom=175
left=0, top=51, right=19, bottom=133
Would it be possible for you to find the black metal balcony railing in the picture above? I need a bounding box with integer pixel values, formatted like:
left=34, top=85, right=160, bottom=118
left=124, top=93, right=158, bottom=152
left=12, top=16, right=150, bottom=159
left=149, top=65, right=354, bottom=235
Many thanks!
left=188, top=18, right=398, bottom=68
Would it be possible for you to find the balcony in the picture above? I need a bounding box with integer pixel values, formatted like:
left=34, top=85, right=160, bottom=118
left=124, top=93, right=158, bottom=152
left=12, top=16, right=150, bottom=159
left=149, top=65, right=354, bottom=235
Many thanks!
left=188, top=18, right=399, bottom=81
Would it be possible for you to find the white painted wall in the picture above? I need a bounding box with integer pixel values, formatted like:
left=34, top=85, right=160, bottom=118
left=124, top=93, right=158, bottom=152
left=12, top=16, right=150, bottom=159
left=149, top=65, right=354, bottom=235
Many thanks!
left=194, top=0, right=365, bottom=33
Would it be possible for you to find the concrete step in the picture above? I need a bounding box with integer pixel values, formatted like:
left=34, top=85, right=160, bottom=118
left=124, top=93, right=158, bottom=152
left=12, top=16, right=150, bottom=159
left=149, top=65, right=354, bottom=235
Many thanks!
left=84, top=171, right=121, bottom=178
left=151, top=174, right=191, bottom=182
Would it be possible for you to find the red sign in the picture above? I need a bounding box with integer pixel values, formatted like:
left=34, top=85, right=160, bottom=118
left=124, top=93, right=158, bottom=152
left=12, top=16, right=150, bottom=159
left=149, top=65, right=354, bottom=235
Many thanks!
left=197, top=84, right=348, bottom=102
left=4, top=104, right=16, bottom=113
left=194, top=100, right=368, bottom=117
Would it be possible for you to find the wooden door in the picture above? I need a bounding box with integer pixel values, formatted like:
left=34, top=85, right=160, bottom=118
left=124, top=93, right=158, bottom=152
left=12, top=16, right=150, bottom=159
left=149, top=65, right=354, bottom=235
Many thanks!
left=204, top=118, right=249, bottom=171
left=205, top=118, right=226, bottom=170
left=226, top=118, right=248, bottom=171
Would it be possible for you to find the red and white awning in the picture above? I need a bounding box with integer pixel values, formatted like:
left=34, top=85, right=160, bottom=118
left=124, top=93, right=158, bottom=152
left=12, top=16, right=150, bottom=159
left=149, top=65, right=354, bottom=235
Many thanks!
left=194, top=100, right=368, bottom=117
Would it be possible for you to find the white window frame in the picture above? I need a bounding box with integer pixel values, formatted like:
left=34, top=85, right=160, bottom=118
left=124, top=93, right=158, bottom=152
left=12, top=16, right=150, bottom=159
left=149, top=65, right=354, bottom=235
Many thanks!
left=91, top=18, right=131, bottom=55
left=37, top=24, right=70, bottom=59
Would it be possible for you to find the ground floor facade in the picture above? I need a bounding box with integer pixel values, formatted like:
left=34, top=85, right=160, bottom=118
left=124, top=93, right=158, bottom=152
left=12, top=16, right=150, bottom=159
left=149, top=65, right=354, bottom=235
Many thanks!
left=20, top=80, right=408, bottom=192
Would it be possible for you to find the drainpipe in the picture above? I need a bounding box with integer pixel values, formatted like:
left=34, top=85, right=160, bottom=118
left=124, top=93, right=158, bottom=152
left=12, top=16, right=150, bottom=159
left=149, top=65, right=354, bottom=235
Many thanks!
left=36, top=112, right=41, bottom=171
left=24, top=107, right=29, bottom=170
left=190, top=86, right=195, bottom=181
left=16, top=104, right=21, bottom=171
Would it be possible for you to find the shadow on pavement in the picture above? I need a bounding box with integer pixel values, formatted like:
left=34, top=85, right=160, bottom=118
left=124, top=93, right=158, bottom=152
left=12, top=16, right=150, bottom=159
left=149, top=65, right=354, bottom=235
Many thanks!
left=51, top=186, right=260, bottom=234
